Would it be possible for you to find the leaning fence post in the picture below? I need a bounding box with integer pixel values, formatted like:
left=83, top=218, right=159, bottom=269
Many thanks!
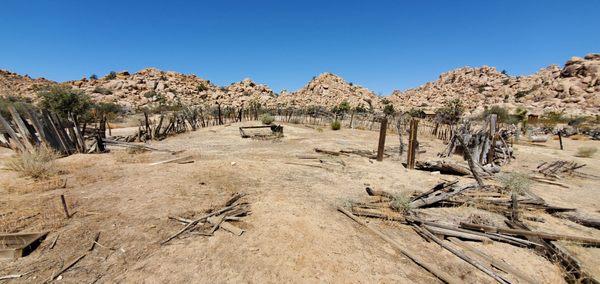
left=376, top=117, right=388, bottom=161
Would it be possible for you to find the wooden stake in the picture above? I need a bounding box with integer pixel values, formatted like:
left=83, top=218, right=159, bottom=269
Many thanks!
left=558, top=132, right=564, bottom=150
left=60, top=195, right=70, bottom=218
left=376, top=117, right=387, bottom=161
left=406, top=119, right=419, bottom=169
left=487, top=114, right=497, bottom=163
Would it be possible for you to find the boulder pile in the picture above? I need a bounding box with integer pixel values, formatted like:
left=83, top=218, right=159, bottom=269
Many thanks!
left=390, top=54, right=600, bottom=115
left=277, top=73, right=381, bottom=111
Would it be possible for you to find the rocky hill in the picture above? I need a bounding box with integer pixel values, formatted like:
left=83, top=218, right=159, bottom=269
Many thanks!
left=390, top=54, right=600, bottom=115
left=68, top=69, right=279, bottom=111
left=222, top=78, right=277, bottom=108
left=0, top=69, right=55, bottom=100
left=276, top=73, right=381, bottom=111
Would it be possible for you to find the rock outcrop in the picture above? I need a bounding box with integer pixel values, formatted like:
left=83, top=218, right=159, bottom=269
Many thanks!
left=0, top=69, right=55, bottom=100
left=389, top=54, right=600, bottom=115
left=276, top=73, right=381, bottom=111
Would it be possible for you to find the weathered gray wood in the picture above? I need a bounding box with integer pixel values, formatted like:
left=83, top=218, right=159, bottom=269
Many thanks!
left=419, top=226, right=511, bottom=284
left=7, top=106, right=35, bottom=150
left=0, top=113, right=25, bottom=152
left=337, top=207, right=461, bottom=284
left=448, top=237, right=536, bottom=284
left=410, top=183, right=476, bottom=209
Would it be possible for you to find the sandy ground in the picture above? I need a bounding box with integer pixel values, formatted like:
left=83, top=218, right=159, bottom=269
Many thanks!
left=1, top=122, right=599, bottom=283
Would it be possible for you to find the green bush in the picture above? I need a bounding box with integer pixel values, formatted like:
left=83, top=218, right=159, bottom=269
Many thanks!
left=383, top=104, right=395, bottom=116
left=436, top=99, right=463, bottom=124
left=197, top=83, right=208, bottom=92
left=89, top=74, right=98, bottom=80
left=37, top=85, right=91, bottom=118
left=260, top=113, right=275, bottom=125
left=407, top=108, right=425, bottom=118
left=483, top=105, right=509, bottom=122
left=93, top=87, right=112, bottom=95
left=331, top=120, right=341, bottom=130
left=105, top=71, right=117, bottom=80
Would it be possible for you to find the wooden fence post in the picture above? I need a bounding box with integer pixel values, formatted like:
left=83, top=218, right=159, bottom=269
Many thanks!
left=558, top=132, right=564, bottom=150
left=376, top=117, right=388, bottom=161
left=406, top=119, right=419, bottom=169
left=487, top=114, right=497, bottom=164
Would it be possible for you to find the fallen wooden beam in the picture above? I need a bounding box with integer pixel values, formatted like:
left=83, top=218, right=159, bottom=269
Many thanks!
left=207, top=217, right=244, bottom=236
left=448, top=237, right=536, bottom=284
left=337, top=206, right=461, bottom=284
left=419, top=226, right=511, bottom=284
left=552, top=212, right=600, bottom=230
left=460, top=222, right=600, bottom=246
left=410, top=183, right=477, bottom=209
left=148, top=155, right=194, bottom=166
left=365, top=187, right=394, bottom=199
left=50, top=253, right=86, bottom=281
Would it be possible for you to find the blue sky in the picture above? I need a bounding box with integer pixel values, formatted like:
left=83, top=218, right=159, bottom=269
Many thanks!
left=1, top=0, right=598, bottom=95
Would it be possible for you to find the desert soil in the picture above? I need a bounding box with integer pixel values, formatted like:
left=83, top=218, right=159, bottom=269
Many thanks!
left=1, top=122, right=599, bottom=283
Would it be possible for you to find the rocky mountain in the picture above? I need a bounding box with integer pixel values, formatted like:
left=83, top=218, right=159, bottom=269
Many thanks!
left=389, top=54, right=600, bottom=115
left=0, top=69, right=55, bottom=100
left=276, top=73, right=381, bottom=111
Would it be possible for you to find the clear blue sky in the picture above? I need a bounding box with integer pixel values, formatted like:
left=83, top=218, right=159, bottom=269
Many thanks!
left=1, top=0, right=598, bottom=95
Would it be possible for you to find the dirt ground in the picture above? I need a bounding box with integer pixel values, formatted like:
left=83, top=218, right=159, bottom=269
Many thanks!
left=1, top=122, right=599, bottom=283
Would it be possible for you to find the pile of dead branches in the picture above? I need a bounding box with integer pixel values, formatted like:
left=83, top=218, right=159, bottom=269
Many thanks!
left=535, top=160, right=586, bottom=179
left=161, top=192, right=250, bottom=244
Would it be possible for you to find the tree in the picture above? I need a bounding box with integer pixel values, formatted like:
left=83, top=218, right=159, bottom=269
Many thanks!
left=435, top=99, right=463, bottom=124
left=332, top=101, right=351, bottom=119
left=37, top=85, right=91, bottom=118
left=383, top=104, right=395, bottom=116
left=89, top=74, right=98, bottom=80
left=483, top=105, right=509, bottom=122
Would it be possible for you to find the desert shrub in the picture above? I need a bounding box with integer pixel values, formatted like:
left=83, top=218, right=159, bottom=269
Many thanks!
left=496, top=172, right=531, bottom=194
left=331, top=120, right=341, bottom=130
left=436, top=99, right=463, bottom=124
left=354, top=104, right=368, bottom=113
left=407, top=108, right=425, bottom=118
left=5, top=147, right=59, bottom=179
left=290, top=118, right=301, bottom=124
left=197, top=83, right=208, bottom=92
left=575, top=146, right=597, bottom=158
left=260, top=113, right=275, bottom=125
left=333, top=101, right=351, bottom=120
left=105, top=71, right=117, bottom=80
left=38, top=85, right=92, bottom=118
left=483, top=105, right=509, bottom=122
left=390, top=193, right=411, bottom=213
left=93, top=87, right=112, bottom=95
left=383, top=104, right=395, bottom=116
left=0, top=96, right=33, bottom=118
left=143, top=90, right=157, bottom=98
left=89, top=74, right=98, bottom=80
left=514, top=90, right=528, bottom=99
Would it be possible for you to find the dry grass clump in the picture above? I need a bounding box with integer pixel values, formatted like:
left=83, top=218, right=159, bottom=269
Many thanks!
left=4, top=147, right=59, bottom=179
left=390, top=193, right=411, bottom=213
left=113, top=148, right=150, bottom=163
left=260, top=113, right=275, bottom=125
left=575, top=146, right=597, bottom=158
left=496, top=172, right=531, bottom=194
